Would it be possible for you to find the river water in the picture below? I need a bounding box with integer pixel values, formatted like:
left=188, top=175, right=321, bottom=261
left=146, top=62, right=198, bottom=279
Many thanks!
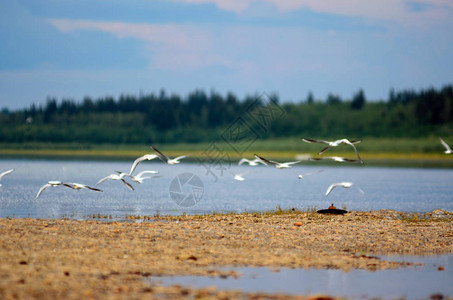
left=0, top=159, right=452, bottom=218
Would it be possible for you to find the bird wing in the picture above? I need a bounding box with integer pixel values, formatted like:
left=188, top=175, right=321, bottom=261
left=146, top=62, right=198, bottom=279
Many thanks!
left=284, top=161, right=302, bottom=165
left=318, top=146, right=332, bottom=155
left=62, top=183, right=77, bottom=189
left=136, top=170, right=159, bottom=177
left=174, top=155, right=190, bottom=161
left=96, top=175, right=112, bottom=185
left=440, top=137, right=452, bottom=151
left=329, top=156, right=360, bottom=163
left=301, top=138, right=329, bottom=144
left=0, top=169, right=14, bottom=179
left=238, top=158, right=249, bottom=165
left=325, top=183, right=339, bottom=196
left=150, top=146, right=170, bottom=163
left=128, top=156, right=147, bottom=175
left=337, top=140, right=363, bottom=164
left=349, top=139, right=362, bottom=144
left=348, top=143, right=364, bottom=164
left=342, top=158, right=360, bottom=163
left=309, top=157, right=324, bottom=161
left=121, top=179, right=134, bottom=191
left=254, top=154, right=278, bottom=165
left=254, top=158, right=268, bottom=165
left=35, top=184, right=51, bottom=199
left=84, top=185, right=103, bottom=192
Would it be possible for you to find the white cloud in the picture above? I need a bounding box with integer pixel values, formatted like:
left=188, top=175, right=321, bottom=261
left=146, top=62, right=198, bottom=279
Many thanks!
left=47, top=19, right=211, bottom=50
left=172, top=0, right=249, bottom=13
left=172, top=0, right=453, bottom=26
left=47, top=19, right=226, bottom=70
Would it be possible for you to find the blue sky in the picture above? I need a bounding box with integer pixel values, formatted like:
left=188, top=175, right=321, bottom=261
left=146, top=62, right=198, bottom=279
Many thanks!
left=1, top=0, right=453, bottom=109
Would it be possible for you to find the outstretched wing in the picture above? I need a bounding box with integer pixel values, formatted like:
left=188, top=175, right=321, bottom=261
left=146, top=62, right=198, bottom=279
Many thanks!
left=35, top=184, right=51, bottom=199
left=440, top=137, right=452, bottom=151
left=136, top=170, right=159, bottom=177
left=254, top=154, right=278, bottom=166
left=337, top=139, right=363, bottom=164
left=96, top=175, right=112, bottom=185
left=174, top=155, right=190, bottom=161
left=129, top=156, right=146, bottom=175
left=150, top=146, right=170, bottom=163
left=0, top=168, right=14, bottom=179
left=347, top=143, right=364, bottom=164
left=348, top=139, right=362, bottom=144
left=301, top=138, right=329, bottom=144
left=284, top=160, right=301, bottom=166
left=84, top=185, right=103, bottom=192
left=238, top=158, right=249, bottom=166
left=325, top=183, right=338, bottom=196
left=318, top=146, right=332, bottom=155
left=254, top=158, right=268, bottom=166
left=62, top=183, right=77, bottom=189
left=310, top=157, right=359, bottom=163
left=121, top=179, right=134, bottom=191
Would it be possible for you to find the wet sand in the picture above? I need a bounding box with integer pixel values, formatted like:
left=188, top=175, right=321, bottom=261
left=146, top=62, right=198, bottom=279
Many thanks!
left=0, top=209, right=452, bottom=299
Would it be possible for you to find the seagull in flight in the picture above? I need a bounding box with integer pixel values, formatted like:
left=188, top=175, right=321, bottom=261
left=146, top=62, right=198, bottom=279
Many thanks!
left=35, top=181, right=74, bottom=199
left=96, top=173, right=134, bottom=191
left=0, top=168, right=14, bottom=187
left=151, top=146, right=190, bottom=165
left=301, top=138, right=363, bottom=164
left=238, top=158, right=267, bottom=166
left=229, top=170, right=251, bottom=181
left=254, top=154, right=301, bottom=169
left=325, top=182, right=354, bottom=196
left=297, top=169, right=323, bottom=179
left=128, top=154, right=159, bottom=175
left=440, top=137, right=452, bottom=154
left=309, top=156, right=360, bottom=163
left=35, top=181, right=102, bottom=199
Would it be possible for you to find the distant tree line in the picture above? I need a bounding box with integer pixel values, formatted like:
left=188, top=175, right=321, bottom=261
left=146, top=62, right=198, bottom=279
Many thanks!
left=0, top=85, right=452, bottom=144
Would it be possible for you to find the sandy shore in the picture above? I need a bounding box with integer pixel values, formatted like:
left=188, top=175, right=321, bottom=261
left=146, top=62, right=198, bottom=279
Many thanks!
left=0, top=209, right=452, bottom=299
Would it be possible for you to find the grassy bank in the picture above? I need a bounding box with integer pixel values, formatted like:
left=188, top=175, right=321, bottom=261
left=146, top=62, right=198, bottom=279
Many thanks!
left=0, top=137, right=452, bottom=167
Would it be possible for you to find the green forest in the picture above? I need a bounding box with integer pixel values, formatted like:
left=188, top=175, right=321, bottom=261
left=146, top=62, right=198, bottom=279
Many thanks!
left=1, top=85, right=452, bottom=145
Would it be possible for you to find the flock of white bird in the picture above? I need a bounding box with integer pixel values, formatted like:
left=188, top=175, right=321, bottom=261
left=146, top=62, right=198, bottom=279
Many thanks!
left=0, top=137, right=451, bottom=204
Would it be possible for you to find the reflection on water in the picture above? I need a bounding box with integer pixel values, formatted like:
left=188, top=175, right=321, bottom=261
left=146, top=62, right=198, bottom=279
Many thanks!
left=148, top=255, right=453, bottom=299
left=0, top=159, right=452, bottom=218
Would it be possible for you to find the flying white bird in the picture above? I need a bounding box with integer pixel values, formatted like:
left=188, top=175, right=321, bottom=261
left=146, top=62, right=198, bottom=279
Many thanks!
left=35, top=181, right=74, bottom=200
left=439, top=137, right=452, bottom=154
left=254, top=154, right=301, bottom=169
left=0, top=168, right=14, bottom=187
left=35, top=181, right=102, bottom=199
left=238, top=158, right=267, bottom=166
left=151, top=146, right=190, bottom=165
left=309, top=156, right=360, bottom=163
left=128, top=154, right=159, bottom=175
left=297, top=169, right=324, bottom=179
left=325, top=182, right=354, bottom=196
left=301, top=138, right=363, bottom=163
left=96, top=173, right=134, bottom=191
left=228, top=170, right=251, bottom=181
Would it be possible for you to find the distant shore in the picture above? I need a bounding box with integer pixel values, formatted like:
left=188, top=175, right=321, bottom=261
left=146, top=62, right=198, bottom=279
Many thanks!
left=1, top=148, right=453, bottom=169
left=0, top=210, right=451, bottom=299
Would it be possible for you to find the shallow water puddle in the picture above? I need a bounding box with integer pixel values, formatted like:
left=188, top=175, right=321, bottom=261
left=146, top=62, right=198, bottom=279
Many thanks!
left=147, top=255, right=452, bottom=299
